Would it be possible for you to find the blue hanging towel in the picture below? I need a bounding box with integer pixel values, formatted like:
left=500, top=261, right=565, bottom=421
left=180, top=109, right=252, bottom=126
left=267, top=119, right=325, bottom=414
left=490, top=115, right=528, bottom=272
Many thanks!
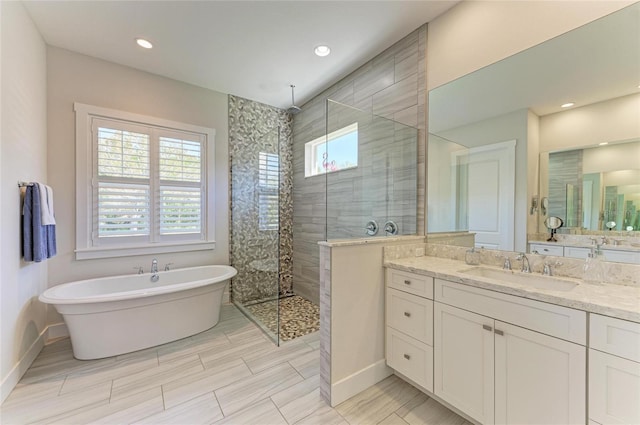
left=22, top=184, right=56, bottom=262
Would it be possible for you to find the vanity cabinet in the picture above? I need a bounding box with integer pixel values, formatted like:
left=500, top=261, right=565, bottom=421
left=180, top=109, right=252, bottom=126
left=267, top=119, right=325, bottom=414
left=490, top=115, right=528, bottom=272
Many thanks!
left=564, top=246, right=591, bottom=259
left=600, top=248, right=640, bottom=264
left=529, top=243, right=564, bottom=257
left=529, top=242, right=640, bottom=264
left=385, top=269, right=434, bottom=391
left=433, top=279, right=586, bottom=425
left=588, top=314, right=640, bottom=425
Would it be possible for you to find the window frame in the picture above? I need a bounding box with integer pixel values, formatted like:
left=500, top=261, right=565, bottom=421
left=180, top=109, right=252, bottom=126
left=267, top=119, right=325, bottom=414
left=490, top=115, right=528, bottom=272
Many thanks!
left=258, top=152, right=280, bottom=232
left=75, top=103, right=216, bottom=260
left=304, top=122, right=358, bottom=178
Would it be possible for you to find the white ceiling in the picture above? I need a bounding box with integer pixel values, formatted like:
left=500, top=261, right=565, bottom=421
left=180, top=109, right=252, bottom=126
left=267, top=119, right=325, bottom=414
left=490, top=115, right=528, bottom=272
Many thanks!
left=23, top=1, right=458, bottom=109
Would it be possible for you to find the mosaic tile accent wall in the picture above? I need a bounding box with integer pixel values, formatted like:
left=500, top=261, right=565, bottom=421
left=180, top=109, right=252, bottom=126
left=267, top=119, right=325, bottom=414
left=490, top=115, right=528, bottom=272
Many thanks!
left=292, top=25, right=428, bottom=304
left=228, top=95, right=293, bottom=303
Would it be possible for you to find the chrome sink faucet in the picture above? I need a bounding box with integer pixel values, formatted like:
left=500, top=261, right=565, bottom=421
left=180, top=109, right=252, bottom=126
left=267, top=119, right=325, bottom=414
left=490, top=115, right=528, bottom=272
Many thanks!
left=503, top=257, right=512, bottom=270
left=150, top=258, right=159, bottom=282
left=515, top=253, right=531, bottom=273
left=542, top=260, right=562, bottom=276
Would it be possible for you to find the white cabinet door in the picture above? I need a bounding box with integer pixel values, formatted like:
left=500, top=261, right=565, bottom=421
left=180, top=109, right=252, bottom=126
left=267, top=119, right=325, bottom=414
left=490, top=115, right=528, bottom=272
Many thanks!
left=434, top=302, right=494, bottom=424
left=589, top=349, right=640, bottom=425
left=494, top=321, right=586, bottom=425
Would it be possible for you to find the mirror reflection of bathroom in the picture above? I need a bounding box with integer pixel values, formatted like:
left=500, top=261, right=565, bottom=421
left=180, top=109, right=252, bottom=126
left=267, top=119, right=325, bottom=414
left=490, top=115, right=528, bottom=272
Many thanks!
left=546, top=140, right=640, bottom=232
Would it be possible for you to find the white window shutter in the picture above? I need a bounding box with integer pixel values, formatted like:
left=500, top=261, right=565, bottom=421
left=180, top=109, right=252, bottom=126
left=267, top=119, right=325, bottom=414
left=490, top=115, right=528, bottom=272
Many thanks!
left=158, top=136, right=204, bottom=236
left=98, top=182, right=150, bottom=237
left=258, top=152, right=279, bottom=231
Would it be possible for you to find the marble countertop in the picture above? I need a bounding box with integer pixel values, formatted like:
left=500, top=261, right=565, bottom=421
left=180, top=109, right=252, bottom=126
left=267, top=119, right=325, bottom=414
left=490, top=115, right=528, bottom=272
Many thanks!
left=384, top=256, right=640, bottom=323
left=319, top=235, right=425, bottom=247
left=528, top=239, right=640, bottom=252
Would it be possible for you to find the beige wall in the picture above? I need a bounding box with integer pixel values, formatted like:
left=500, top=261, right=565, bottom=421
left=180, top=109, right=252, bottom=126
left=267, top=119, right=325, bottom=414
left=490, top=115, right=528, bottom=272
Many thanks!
left=427, top=0, right=633, bottom=90
left=46, top=47, right=230, bottom=304
left=583, top=142, right=640, bottom=174
left=540, top=93, right=640, bottom=153
left=1, top=1, right=48, bottom=400
left=527, top=110, right=541, bottom=237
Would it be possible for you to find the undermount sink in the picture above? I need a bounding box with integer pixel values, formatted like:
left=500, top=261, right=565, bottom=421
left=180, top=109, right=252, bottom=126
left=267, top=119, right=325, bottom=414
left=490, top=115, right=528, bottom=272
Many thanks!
left=460, top=267, right=579, bottom=291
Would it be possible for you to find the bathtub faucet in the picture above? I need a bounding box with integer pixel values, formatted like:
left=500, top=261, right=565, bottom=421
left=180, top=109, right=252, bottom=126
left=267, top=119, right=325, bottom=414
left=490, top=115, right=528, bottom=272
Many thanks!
left=150, top=259, right=159, bottom=282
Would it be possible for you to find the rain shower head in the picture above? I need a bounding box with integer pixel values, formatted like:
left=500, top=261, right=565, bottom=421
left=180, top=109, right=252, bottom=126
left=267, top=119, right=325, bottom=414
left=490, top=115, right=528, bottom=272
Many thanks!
left=287, top=85, right=301, bottom=115
left=287, top=105, right=302, bottom=115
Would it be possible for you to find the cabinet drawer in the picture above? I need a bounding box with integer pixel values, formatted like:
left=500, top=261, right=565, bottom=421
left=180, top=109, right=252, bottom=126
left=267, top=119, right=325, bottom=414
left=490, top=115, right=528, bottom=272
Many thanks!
left=386, top=287, right=433, bottom=344
left=435, top=279, right=586, bottom=345
left=386, top=327, right=433, bottom=392
left=600, top=249, right=640, bottom=264
left=564, top=246, right=591, bottom=259
left=529, top=243, right=564, bottom=256
left=590, top=314, right=640, bottom=362
left=387, top=269, right=433, bottom=299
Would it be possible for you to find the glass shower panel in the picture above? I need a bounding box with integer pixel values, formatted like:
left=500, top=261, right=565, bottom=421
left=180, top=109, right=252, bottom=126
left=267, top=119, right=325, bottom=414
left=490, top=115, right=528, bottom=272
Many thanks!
left=325, top=100, right=418, bottom=239
left=230, top=127, right=280, bottom=345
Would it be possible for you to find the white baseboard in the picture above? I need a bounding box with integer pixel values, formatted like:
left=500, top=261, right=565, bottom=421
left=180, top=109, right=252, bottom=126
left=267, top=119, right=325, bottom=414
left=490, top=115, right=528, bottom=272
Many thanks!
left=330, top=359, right=393, bottom=407
left=1, top=328, right=45, bottom=404
left=393, top=371, right=481, bottom=425
left=0, top=323, right=70, bottom=404
left=46, top=322, right=69, bottom=340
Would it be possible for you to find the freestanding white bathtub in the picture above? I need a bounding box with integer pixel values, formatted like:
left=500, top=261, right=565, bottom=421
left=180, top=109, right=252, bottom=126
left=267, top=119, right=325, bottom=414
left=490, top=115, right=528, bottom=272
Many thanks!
left=39, top=265, right=237, bottom=360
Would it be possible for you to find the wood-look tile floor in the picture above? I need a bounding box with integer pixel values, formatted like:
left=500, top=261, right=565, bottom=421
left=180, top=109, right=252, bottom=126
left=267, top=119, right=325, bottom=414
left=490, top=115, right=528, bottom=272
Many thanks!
left=0, top=304, right=471, bottom=425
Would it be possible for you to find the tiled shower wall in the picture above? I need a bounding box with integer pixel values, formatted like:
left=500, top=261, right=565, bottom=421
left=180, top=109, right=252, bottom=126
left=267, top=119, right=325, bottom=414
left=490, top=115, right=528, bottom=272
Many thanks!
left=324, top=103, right=418, bottom=240
left=292, top=25, right=428, bottom=304
left=228, top=95, right=293, bottom=303
left=548, top=149, right=583, bottom=228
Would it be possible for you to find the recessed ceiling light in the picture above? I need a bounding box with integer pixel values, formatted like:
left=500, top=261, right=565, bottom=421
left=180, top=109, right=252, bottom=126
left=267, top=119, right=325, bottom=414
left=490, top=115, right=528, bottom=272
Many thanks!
left=561, top=102, right=575, bottom=108
left=136, top=38, right=153, bottom=49
left=599, top=142, right=609, bottom=146
left=314, top=45, right=331, bottom=57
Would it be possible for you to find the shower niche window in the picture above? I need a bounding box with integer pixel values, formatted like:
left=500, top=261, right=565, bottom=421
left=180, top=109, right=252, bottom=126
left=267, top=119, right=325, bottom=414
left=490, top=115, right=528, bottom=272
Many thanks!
left=304, top=122, right=358, bottom=177
left=258, top=152, right=279, bottom=231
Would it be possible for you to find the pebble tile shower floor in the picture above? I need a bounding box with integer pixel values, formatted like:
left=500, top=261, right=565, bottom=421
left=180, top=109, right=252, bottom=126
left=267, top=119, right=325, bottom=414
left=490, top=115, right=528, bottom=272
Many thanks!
left=244, top=295, right=320, bottom=341
left=0, top=304, right=471, bottom=424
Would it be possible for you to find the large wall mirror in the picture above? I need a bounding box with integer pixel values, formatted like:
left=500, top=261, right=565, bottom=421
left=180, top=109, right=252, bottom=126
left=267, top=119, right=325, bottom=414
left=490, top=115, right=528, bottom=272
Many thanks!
left=427, top=3, right=640, bottom=259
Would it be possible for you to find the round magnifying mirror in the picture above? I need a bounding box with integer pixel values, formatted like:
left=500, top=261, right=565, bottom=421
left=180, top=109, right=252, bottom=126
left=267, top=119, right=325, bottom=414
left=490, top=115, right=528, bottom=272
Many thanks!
left=544, top=216, right=563, bottom=242
left=544, top=216, right=563, bottom=230
left=606, top=221, right=616, bottom=230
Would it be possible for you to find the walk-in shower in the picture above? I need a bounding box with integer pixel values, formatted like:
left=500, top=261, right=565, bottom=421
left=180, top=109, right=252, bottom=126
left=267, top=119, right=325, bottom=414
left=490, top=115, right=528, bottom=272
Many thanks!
left=229, top=95, right=314, bottom=346
left=229, top=96, right=418, bottom=345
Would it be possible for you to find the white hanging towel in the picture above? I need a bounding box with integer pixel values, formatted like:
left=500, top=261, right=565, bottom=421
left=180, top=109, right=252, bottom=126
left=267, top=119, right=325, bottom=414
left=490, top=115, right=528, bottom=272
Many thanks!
left=37, top=183, right=56, bottom=225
